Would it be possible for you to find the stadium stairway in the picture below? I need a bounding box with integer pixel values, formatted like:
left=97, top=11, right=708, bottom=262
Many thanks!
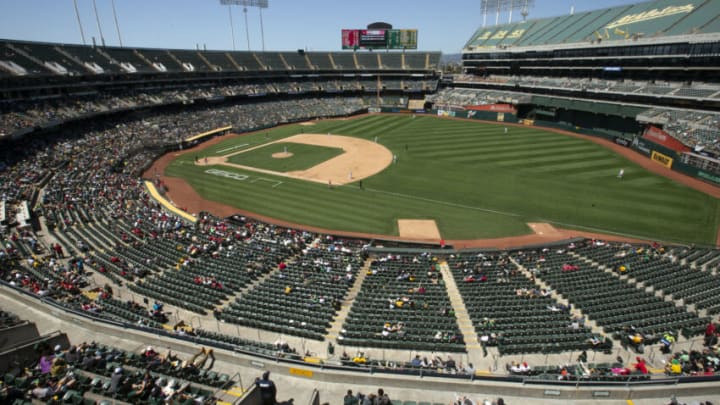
left=133, top=49, right=155, bottom=71
left=565, top=249, right=708, bottom=365
left=438, top=262, right=480, bottom=352
left=225, top=52, right=243, bottom=71
left=214, top=381, right=248, bottom=405
left=5, top=42, right=48, bottom=74
left=277, top=53, right=291, bottom=70
left=37, top=215, right=71, bottom=252
left=252, top=54, right=266, bottom=70
left=327, top=53, right=337, bottom=70
left=324, top=257, right=372, bottom=342
left=575, top=250, right=702, bottom=316
left=214, top=262, right=279, bottom=311
left=570, top=247, right=716, bottom=322
left=166, top=51, right=186, bottom=71
left=510, top=257, right=604, bottom=335
left=53, top=45, right=90, bottom=73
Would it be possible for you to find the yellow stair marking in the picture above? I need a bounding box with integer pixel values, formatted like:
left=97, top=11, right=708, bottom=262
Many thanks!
left=224, top=387, right=247, bottom=397
left=82, top=291, right=99, bottom=300
left=303, top=356, right=322, bottom=364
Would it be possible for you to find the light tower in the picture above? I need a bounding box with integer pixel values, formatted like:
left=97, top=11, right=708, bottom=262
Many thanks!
left=480, top=0, right=535, bottom=26
left=220, top=0, right=269, bottom=51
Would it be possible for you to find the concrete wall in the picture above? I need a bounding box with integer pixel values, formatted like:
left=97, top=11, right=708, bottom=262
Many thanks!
left=0, top=321, right=39, bottom=350
left=0, top=331, right=69, bottom=374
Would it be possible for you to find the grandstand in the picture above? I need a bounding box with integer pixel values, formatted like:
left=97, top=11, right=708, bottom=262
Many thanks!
left=454, top=0, right=720, bottom=183
left=1, top=0, right=720, bottom=403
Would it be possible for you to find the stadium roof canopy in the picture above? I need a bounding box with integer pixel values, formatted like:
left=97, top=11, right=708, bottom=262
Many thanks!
left=463, top=0, right=720, bottom=51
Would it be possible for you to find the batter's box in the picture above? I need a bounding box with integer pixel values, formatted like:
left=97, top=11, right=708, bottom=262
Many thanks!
left=251, top=177, right=283, bottom=188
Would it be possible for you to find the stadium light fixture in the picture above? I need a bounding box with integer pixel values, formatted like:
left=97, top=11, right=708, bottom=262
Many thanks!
left=480, top=0, right=535, bottom=26
left=228, top=6, right=237, bottom=50
left=220, top=0, right=269, bottom=51
left=111, top=0, right=123, bottom=47
left=72, top=0, right=87, bottom=45
left=92, top=0, right=106, bottom=47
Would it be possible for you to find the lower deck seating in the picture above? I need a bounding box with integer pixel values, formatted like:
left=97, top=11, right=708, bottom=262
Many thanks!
left=339, top=254, right=465, bottom=352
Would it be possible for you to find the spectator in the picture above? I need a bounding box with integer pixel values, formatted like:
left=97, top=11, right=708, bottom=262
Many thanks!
left=634, top=357, right=648, bottom=374
left=37, top=350, right=54, bottom=374
left=377, top=388, right=391, bottom=405
left=30, top=379, right=54, bottom=400
left=109, top=367, right=125, bottom=393
left=344, top=389, right=357, bottom=405
left=705, top=322, right=717, bottom=346
left=256, top=371, right=277, bottom=405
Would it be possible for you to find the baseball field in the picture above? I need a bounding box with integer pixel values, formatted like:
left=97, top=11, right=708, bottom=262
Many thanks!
left=162, top=114, right=719, bottom=245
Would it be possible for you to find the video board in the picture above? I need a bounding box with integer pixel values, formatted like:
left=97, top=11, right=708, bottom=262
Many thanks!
left=342, top=29, right=417, bottom=49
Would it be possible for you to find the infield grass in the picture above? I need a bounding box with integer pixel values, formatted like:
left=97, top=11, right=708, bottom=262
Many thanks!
left=165, top=115, right=719, bottom=245
left=226, top=142, right=344, bottom=172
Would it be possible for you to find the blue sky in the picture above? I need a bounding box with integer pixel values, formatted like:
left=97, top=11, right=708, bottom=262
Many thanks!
left=0, top=0, right=641, bottom=53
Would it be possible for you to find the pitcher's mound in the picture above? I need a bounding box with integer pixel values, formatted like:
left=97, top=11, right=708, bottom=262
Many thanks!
left=398, top=219, right=441, bottom=240
left=272, top=152, right=293, bottom=159
left=299, top=122, right=316, bottom=126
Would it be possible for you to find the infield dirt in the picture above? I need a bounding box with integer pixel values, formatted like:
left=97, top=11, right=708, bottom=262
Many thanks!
left=196, top=134, right=393, bottom=186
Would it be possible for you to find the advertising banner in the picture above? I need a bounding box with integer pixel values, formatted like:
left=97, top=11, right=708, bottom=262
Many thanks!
left=643, top=125, right=691, bottom=152
left=614, top=136, right=632, bottom=148
left=651, top=150, right=674, bottom=168
left=698, top=170, right=720, bottom=184
left=465, top=104, right=516, bottom=113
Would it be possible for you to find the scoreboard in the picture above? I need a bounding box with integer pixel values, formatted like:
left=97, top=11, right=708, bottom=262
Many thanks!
left=342, top=29, right=417, bottom=50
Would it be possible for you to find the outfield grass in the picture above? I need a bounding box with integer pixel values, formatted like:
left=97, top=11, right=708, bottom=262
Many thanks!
left=165, top=115, right=719, bottom=245
left=226, top=142, right=344, bottom=172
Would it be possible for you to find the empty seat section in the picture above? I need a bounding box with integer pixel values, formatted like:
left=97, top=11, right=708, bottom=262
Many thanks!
left=168, top=50, right=213, bottom=72
left=339, top=255, right=465, bottom=352
left=102, top=47, right=154, bottom=73
left=201, top=51, right=240, bottom=71
left=306, top=52, right=334, bottom=69
left=227, top=51, right=262, bottom=70
left=355, top=53, right=378, bottom=70
left=331, top=52, right=356, bottom=70
left=448, top=253, right=599, bottom=355
left=254, top=52, right=287, bottom=70
left=281, top=51, right=311, bottom=70
left=137, top=48, right=183, bottom=72
left=380, top=53, right=402, bottom=69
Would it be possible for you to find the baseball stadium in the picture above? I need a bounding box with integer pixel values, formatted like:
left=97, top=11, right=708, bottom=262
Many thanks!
left=1, top=0, right=720, bottom=404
